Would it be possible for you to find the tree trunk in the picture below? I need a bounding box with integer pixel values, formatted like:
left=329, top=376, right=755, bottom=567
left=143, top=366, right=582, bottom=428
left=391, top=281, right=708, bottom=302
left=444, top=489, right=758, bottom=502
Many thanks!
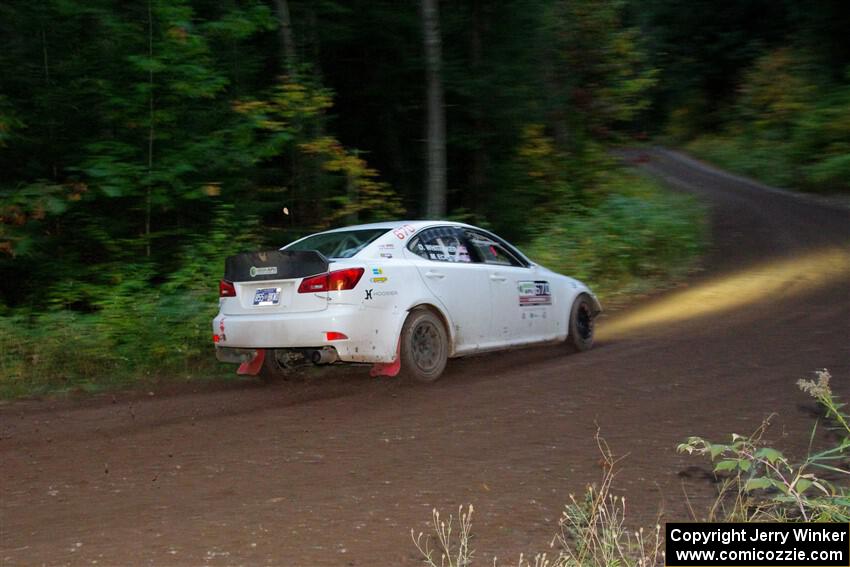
left=469, top=0, right=486, bottom=206
left=420, top=0, right=447, bottom=218
left=146, top=0, right=154, bottom=258
left=274, top=0, right=297, bottom=73
left=273, top=0, right=299, bottom=223
left=545, top=4, right=570, bottom=149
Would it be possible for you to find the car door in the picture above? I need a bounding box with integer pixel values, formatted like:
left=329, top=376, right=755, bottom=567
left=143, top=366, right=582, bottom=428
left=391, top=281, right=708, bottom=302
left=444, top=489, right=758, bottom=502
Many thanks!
left=461, top=229, right=556, bottom=344
left=405, top=226, right=494, bottom=353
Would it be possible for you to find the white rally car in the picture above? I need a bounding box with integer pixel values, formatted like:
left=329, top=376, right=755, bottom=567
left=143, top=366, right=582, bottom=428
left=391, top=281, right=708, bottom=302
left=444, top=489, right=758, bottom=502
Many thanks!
left=213, top=221, right=601, bottom=382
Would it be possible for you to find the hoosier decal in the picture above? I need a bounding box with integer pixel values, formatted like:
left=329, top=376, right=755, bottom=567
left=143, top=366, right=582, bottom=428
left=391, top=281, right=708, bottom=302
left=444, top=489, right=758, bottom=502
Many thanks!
left=518, top=280, right=552, bottom=306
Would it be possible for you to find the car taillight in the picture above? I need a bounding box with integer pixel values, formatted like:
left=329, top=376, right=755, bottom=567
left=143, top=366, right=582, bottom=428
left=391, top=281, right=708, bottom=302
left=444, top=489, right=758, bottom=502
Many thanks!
left=329, top=267, right=365, bottom=291
left=219, top=280, right=236, bottom=297
left=297, top=268, right=365, bottom=293
left=298, top=273, right=328, bottom=293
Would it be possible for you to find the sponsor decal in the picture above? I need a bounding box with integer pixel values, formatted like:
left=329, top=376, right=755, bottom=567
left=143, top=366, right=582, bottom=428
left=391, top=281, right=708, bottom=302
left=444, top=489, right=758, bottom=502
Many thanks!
left=249, top=265, right=278, bottom=277
left=424, top=243, right=450, bottom=252
left=380, top=253, right=393, bottom=258
left=372, top=267, right=383, bottom=275
left=365, top=288, right=397, bottom=298
left=518, top=280, right=552, bottom=306
left=419, top=242, right=471, bottom=263
left=370, top=277, right=388, bottom=283
left=378, top=243, right=395, bottom=250
left=521, top=309, right=548, bottom=320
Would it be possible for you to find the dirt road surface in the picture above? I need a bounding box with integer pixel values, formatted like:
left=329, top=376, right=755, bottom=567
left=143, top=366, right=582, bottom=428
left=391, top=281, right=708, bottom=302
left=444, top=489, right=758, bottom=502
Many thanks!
left=2, top=148, right=849, bottom=566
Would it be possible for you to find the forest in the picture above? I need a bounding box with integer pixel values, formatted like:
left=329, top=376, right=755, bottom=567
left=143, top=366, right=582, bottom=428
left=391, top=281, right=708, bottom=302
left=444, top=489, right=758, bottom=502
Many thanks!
left=0, top=0, right=847, bottom=395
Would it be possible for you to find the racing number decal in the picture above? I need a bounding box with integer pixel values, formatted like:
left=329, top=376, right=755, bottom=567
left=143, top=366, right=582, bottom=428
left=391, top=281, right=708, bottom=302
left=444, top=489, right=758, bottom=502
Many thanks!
left=518, top=281, right=552, bottom=306
left=393, top=224, right=416, bottom=240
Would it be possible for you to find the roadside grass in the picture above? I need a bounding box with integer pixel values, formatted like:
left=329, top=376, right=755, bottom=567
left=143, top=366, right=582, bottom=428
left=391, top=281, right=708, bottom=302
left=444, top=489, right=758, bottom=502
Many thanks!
left=685, top=135, right=799, bottom=190
left=523, top=169, right=707, bottom=301
left=0, top=302, right=234, bottom=399
left=413, top=370, right=850, bottom=566
left=0, top=205, right=253, bottom=399
left=686, top=136, right=850, bottom=198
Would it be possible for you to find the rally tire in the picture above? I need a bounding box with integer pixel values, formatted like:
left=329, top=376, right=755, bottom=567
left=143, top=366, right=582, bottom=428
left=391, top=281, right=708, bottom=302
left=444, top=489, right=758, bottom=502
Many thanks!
left=398, top=309, right=448, bottom=383
left=567, top=293, right=595, bottom=352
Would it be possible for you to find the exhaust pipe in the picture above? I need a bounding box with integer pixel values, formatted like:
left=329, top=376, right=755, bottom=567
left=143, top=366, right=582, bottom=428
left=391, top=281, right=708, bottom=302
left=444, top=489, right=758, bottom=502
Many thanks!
left=310, top=347, right=338, bottom=365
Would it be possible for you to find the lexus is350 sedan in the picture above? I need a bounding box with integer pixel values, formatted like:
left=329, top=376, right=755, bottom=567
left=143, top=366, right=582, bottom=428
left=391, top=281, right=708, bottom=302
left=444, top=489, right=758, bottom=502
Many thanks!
left=213, top=221, right=601, bottom=382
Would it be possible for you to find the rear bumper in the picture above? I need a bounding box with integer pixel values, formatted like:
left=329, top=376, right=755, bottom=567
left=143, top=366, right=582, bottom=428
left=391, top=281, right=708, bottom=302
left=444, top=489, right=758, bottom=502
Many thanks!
left=215, top=347, right=258, bottom=364
left=212, top=304, right=399, bottom=363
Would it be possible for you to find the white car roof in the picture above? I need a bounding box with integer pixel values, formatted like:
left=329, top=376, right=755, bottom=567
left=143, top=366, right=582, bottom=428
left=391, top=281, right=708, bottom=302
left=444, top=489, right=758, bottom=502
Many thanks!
left=317, top=220, right=534, bottom=266
left=321, top=220, right=471, bottom=233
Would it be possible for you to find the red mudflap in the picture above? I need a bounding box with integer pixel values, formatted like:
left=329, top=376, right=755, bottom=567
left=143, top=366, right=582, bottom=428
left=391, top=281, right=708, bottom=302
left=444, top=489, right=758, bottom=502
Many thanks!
left=237, top=349, right=265, bottom=375
left=370, top=343, right=401, bottom=378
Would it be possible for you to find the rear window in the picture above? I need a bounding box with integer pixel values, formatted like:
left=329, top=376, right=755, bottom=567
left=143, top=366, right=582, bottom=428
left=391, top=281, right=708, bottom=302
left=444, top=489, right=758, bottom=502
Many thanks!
left=283, top=228, right=390, bottom=259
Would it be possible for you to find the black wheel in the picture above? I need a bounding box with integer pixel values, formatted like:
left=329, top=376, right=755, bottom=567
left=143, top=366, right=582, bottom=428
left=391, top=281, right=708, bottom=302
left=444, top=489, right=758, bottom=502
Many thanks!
left=398, top=309, right=448, bottom=383
left=259, top=348, right=294, bottom=381
left=567, top=294, right=595, bottom=352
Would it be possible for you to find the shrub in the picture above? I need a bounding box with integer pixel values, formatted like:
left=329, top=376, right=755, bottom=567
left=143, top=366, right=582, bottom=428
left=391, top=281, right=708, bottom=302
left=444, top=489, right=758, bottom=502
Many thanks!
left=0, top=205, right=254, bottom=397
left=685, top=50, right=850, bottom=194
left=678, top=369, right=850, bottom=522
left=523, top=172, right=706, bottom=298
left=412, top=434, right=663, bottom=567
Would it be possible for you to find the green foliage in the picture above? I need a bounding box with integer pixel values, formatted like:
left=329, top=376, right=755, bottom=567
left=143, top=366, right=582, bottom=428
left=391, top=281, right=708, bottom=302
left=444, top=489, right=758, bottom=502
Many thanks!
left=804, top=154, right=850, bottom=189
left=686, top=49, right=850, bottom=193
left=299, top=137, right=404, bottom=225
left=687, top=64, right=850, bottom=193
left=0, top=1, right=400, bottom=398
left=232, top=77, right=335, bottom=159
left=513, top=124, right=577, bottom=225
left=0, top=205, right=256, bottom=397
left=639, top=1, right=850, bottom=195
left=686, top=135, right=798, bottom=189
left=0, top=95, right=22, bottom=148
left=524, top=172, right=706, bottom=298
left=678, top=370, right=850, bottom=522
left=233, top=75, right=405, bottom=227
left=737, top=49, right=812, bottom=136
left=546, top=0, right=658, bottom=140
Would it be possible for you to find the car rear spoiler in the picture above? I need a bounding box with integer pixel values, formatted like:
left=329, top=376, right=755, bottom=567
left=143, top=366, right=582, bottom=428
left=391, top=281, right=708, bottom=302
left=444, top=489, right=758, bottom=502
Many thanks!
left=224, top=250, right=329, bottom=283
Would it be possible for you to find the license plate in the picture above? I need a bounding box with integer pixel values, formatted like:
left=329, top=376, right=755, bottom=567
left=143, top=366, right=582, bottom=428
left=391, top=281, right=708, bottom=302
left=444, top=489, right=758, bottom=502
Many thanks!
left=253, top=287, right=281, bottom=306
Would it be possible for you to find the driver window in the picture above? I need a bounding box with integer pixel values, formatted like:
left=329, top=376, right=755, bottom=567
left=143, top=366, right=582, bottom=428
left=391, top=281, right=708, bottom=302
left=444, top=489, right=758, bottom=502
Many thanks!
left=463, top=230, right=523, bottom=267
left=409, top=227, right=473, bottom=263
